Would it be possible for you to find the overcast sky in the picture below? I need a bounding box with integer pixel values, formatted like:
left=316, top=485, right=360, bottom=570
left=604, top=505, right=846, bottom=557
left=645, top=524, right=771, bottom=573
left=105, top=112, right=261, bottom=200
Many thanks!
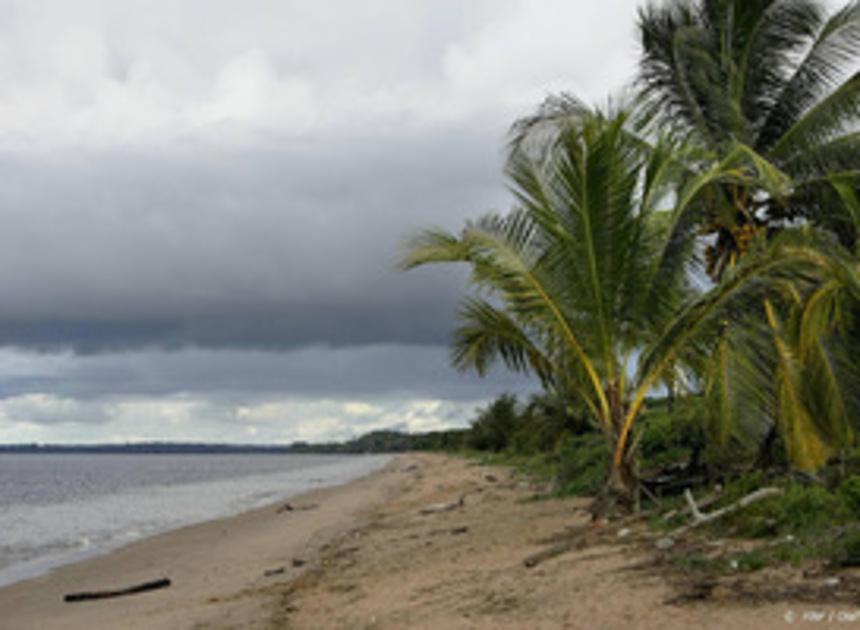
left=0, top=0, right=644, bottom=444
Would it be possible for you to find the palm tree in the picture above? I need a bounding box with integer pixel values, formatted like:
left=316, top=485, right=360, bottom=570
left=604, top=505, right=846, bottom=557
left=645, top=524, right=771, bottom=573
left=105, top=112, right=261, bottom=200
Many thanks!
left=638, top=0, right=860, bottom=278
left=402, top=99, right=829, bottom=513
left=696, top=233, right=860, bottom=472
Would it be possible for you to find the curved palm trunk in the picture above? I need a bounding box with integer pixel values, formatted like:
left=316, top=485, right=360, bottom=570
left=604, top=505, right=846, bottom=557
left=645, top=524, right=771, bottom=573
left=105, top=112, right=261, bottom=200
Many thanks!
left=591, top=382, right=641, bottom=517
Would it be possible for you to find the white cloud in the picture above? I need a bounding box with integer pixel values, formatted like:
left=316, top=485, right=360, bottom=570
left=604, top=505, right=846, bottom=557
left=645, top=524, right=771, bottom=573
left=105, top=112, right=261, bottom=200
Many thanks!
left=193, top=49, right=318, bottom=134
left=0, top=394, right=108, bottom=426
left=0, top=391, right=484, bottom=444
left=0, top=0, right=641, bottom=150
left=442, top=0, right=638, bottom=115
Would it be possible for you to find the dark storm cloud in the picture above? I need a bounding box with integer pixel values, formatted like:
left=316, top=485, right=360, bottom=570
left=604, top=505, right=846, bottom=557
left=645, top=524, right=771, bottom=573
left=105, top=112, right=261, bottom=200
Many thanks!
left=0, top=345, right=533, bottom=401
left=0, top=0, right=641, bottom=354
left=0, top=128, right=501, bottom=352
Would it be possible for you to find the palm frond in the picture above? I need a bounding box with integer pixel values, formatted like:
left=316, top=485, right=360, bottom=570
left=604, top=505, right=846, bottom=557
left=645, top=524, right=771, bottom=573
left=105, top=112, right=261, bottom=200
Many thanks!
left=769, top=71, right=860, bottom=161
left=758, top=1, right=860, bottom=151
left=398, top=229, right=471, bottom=269
left=451, top=297, right=556, bottom=385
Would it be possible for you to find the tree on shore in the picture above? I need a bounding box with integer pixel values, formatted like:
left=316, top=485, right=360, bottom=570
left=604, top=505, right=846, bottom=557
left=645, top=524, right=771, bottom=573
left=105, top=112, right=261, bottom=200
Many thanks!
left=638, top=0, right=860, bottom=278
left=638, top=0, right=860, bottom=467
left=402, top=0, right=860, bottom=515
left=403, top=100, right=831, bottom=514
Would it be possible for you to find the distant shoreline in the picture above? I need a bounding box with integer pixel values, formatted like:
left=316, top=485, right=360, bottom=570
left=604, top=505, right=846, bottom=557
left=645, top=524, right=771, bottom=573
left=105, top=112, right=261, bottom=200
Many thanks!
left=0, top=427, right=468, bottom=455
left=0, top=443, right=306, bottom=454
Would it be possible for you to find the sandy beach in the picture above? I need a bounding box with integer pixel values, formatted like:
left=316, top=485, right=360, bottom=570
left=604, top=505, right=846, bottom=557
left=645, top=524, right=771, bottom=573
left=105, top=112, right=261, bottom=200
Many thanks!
left=1, top=453, right=854, bottom=629
left=0, top=458, right=401, bottom=630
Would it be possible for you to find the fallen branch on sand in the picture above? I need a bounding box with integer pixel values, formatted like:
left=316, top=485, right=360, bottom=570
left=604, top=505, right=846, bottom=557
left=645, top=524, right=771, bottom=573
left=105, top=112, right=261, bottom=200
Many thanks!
left=419, top=495, right=465, bottom=515
left=64, top=578, right=171, bottom=603
left=523, top=541, right=578, bottom=568
left=670, top=487, right=782, bottom=537
left=661, top=485, right=723, bottom=521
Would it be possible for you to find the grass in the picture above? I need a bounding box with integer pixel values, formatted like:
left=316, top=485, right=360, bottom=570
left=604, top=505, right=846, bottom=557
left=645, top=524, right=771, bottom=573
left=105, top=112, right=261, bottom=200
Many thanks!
left=655, top=472, right=860, bottom=576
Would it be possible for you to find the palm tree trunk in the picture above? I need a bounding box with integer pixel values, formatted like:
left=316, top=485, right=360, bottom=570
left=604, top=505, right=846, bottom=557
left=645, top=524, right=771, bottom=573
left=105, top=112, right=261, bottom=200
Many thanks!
left=754, top=422, right=779, bottom=470
left=591, top=384, right=641, bottom=518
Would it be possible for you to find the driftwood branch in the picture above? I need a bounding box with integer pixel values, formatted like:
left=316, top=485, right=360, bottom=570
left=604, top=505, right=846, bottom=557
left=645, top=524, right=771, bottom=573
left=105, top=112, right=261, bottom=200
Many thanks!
left=419, top=495, right=465, bottom=515
left=684, top=488, right=705, bottom=521
left=662, top=486, right=723, bottom=521
left=523, top=541, right=578, bottom=568
left=671, top=487, right=782, bottom=537
left=64, top=578, right=171, bottom=603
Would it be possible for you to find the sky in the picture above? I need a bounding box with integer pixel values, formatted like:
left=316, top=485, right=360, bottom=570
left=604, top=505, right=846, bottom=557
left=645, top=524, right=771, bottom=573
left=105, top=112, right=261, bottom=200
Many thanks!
left=0, top=0, right=644, bottom=444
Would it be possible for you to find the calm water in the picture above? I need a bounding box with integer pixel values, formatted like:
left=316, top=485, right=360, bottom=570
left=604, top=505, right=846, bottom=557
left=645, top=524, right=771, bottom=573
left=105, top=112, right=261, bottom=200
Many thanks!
left=0, top=453, right=389, bottom=587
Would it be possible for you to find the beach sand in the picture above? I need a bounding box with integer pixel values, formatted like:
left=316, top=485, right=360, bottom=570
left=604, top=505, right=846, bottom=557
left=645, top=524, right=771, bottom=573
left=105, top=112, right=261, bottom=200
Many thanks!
left=1, top=454, right=852, bottom=629
left=0, top=458, right=401, bottom=630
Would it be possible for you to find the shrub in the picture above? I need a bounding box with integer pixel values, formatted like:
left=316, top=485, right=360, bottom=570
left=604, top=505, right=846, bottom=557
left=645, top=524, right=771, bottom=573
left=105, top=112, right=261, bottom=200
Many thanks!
left=554, top=433, right=608, bottom=496
left=722, top=481, right=851, bottom=538
left=467, top=394, right=521, bottom=452
left=828, top=529, right=860, bottom=567
left=638, top=398, right=707, bottom=469
left=838, top=475, right=860, bottom=515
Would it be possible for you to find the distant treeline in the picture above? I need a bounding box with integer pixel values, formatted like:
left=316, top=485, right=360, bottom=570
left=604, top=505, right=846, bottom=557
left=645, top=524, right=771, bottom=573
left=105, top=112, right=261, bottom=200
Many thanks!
left=0, top=429, right=470, bottom=455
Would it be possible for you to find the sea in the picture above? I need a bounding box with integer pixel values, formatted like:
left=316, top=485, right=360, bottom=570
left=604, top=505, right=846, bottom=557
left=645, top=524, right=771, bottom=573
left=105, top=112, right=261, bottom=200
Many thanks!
left=0, top=452, right=390, bottom=587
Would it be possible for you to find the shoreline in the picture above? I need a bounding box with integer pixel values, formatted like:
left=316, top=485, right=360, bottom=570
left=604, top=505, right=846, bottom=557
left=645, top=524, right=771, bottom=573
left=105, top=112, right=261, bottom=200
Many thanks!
left=0, top=455, right=406, bottom=630
left=0, top=453, right=391, bottom=590
left=2, top=453, right=853, bottom=629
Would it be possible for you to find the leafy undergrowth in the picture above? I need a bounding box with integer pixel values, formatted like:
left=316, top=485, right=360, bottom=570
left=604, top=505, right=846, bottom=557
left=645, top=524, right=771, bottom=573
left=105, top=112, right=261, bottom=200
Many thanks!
left=652, top=471, right=860, bottom=581
left=465, top=432, right=608, bottom=498
left=471, top=445, right=860, bottom=583
left=462, top=395, right=860, bottom=582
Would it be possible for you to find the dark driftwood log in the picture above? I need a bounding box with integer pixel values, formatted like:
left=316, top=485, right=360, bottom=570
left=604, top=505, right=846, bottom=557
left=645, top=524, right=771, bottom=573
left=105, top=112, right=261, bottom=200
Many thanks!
left=523, top=541, right=578, bottom=568
left=277, top=502, right=319, bottom=514
left=64, top=578, right=171, bottom=603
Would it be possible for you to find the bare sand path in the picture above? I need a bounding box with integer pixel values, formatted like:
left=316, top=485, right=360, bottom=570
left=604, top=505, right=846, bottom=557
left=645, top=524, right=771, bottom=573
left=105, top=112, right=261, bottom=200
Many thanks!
left=277, top=454, right=854, bottom=630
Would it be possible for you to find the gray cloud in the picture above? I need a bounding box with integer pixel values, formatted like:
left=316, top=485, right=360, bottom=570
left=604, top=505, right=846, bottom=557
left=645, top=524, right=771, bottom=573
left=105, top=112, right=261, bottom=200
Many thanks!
left=0, top=345, right=533, bottom=401
left=0, top=0, right=640, bottom=354
left=0, top=0, right=642, bottom=442
left=0, top=126, right=502, bottom=352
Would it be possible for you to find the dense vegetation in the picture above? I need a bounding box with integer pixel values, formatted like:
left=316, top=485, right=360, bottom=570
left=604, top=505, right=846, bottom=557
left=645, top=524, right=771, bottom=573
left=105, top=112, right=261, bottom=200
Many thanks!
left=402, top=0, right=860, bottom=517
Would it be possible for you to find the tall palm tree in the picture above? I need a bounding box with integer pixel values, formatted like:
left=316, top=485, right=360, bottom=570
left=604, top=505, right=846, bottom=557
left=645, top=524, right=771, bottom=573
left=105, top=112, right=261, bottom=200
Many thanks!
left=402, top=99, right=829, bottom=513
left=638, top=0, right=860, bottom=278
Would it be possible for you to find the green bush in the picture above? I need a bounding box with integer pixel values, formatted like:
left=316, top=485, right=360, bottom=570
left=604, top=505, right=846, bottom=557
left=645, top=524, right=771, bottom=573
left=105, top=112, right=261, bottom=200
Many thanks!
left=838, top=475, right=860, bottom=515
left=720, top=471, right=768, bottom=504
left=735, top=549, right=767, bottom=572
left=638, top=398, right=707, bottom=469
left=722, top=481, right=852, bottom=538
left=828, top=529, right=860, bottom=567
left=467, top=394, right=521, bottom=452
left=510, top=394, right=593, bottom=455
left=554, top=433, right=608, bottom=496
